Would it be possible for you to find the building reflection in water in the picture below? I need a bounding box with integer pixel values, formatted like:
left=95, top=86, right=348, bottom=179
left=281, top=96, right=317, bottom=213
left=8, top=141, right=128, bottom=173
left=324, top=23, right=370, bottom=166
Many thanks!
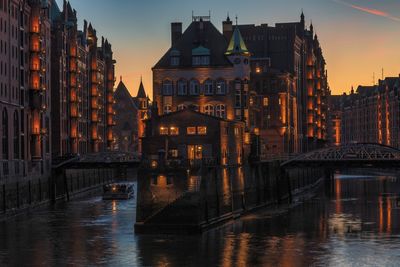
left=1, top=173, right=400, bottom=266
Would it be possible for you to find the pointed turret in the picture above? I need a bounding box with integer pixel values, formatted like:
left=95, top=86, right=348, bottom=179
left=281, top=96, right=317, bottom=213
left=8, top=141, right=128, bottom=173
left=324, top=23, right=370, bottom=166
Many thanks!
left=225, top=26, right=249, bottom=56
left=137, top=77, right=147, bottom=98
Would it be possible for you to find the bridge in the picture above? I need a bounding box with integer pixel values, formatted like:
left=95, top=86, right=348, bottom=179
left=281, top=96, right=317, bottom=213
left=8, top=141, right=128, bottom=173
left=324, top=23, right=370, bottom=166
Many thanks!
left=282, top=143, right=400, bottom=169
left=52, top=151, right=140, bottom=170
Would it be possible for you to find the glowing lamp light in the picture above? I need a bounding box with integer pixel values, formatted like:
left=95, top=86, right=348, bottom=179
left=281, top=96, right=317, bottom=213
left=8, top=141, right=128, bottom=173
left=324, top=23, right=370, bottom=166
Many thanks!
left=151, top=160, right=158, bottom=169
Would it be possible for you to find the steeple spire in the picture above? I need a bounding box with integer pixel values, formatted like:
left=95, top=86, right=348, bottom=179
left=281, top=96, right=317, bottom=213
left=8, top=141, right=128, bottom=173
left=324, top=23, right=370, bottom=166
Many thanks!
left=137, top=77, right=146, bottom=98
left=225, top=25, right=249, bottom=56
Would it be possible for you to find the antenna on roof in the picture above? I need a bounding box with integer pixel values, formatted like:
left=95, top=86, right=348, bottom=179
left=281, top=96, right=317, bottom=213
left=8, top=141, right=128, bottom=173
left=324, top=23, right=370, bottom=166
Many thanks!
left=382, top=68, right=384, bottom=80
left=235, top=15, right=238, bottom=25
left=209, top=10, right=211, bottom=20
left=373, top=72, right=375, bottom=85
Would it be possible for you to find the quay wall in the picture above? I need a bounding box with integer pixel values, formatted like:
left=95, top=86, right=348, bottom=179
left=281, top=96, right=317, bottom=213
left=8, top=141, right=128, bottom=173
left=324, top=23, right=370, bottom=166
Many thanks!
left=0, top=168, right=116, bottom=218
left=135, top=161, right=323, bottom=233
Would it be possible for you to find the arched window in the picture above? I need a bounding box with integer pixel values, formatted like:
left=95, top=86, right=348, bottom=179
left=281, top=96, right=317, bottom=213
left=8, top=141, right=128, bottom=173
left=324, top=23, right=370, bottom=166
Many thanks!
left=13, top=111, right=19, bottom=159
left=189, top=104, right=199, bottom=112
left=204, top=80, right=213, bottom=95
left=163, top=105, right=172, bottom=114
left=216, top=80, right=226, bottom=95
left=2, top=108, right=8, bottom=159
left=177, top=104, right=187, bottom=111
left=162, top=80, right=173, bottom=95
left=189, top=80, right=200, bottom=95
left=177, top=80, right=187, bottom=95
left=215, top=104, right=226, bottom=119
left=204, top=104, right=214, bottom=116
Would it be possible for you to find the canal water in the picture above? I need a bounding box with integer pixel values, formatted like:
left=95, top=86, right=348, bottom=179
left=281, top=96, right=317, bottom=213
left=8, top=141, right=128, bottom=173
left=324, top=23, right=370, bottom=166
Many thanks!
left=0, top=171, right=400, bottom=266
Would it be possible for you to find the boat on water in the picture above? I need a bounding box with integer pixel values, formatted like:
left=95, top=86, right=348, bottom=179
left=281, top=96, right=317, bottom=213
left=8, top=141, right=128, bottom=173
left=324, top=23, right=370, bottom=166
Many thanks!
left=103, top=183, right=134, bottom=200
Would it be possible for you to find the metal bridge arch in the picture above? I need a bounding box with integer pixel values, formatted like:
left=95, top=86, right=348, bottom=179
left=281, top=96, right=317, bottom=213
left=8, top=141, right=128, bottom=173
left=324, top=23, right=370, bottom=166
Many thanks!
left=282, top=143, right=400, bottom=168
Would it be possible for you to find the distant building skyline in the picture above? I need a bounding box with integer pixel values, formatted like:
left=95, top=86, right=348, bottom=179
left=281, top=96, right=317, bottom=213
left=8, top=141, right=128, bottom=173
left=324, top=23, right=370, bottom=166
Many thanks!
left=56, top=0, right=400, bottom=97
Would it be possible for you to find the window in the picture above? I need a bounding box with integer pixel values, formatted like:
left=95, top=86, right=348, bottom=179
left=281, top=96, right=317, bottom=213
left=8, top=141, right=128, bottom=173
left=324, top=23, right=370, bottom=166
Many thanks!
left=192, top=56, right=210, bottom=66
left=187, top=127, right=196, bottom=135
left=235, top=88, right=241, bottom=107
left=178, top=104, right=187, bottom=110
left=188, top=145, right=203, bottom=160
left=159, top=126, right=168, bottom=135
left=263, top=97, right=269, bottom=107
left=278, top=98, right=282, bottom=105
left=169, top=149, right=178, bottom=158
left=170, top=126, right=179, bottom=136
left=13, top=111, right=19, bottom=159
left=2, top=108, right=8, bottom=159
left=197, top=126, right=207, bottom=135
left=216, top=80, right=226, bottom=95
left=234, top=127, right=240, bottom=136
left=215, top=104, right=226, bottom=118
left=189, top=80, right=200, bottom=95
left=204, top=104, right=214, bottom=116
left=177, top=80, right=187, bottom=95
left=171, top=56, right=179, bottom=66
left=204, top=80, right=213, bottom=95
left=163, top=105, right=172, bottom=114
left=162, top=80, right=173, bottom=95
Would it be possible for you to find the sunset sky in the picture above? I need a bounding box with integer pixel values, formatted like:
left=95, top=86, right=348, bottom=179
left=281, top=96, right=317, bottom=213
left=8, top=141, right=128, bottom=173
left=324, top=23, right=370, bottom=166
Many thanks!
left=56, top=0, right=400, bottom=97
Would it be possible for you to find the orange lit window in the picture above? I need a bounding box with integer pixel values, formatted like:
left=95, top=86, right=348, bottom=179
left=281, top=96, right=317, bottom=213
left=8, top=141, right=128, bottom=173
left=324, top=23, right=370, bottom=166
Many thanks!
left=159, top=126, right=168, bottom=135
left=197, top=126, right=207, bottom=135
left=170, top=126, right=179, bottom=136
left=263, top=97, right=269, bottom=107
left=187, top=127, right=196, bottom=135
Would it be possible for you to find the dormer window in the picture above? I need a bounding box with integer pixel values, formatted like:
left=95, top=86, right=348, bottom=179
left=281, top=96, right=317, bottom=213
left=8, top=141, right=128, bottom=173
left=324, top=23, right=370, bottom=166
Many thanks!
left=170, top=49, right=180, bottom=66
left=192, top=45, right=210, bottom=66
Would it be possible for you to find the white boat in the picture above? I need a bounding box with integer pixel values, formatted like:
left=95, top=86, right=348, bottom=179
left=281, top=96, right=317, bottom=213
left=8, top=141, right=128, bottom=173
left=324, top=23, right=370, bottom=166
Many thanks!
left=103, top=183, right=134, bottom=200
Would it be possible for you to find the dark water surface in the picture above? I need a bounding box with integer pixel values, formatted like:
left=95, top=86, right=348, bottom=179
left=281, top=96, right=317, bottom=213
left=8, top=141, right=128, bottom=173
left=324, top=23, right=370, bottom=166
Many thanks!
left=1, top=172, right=400, bottom=266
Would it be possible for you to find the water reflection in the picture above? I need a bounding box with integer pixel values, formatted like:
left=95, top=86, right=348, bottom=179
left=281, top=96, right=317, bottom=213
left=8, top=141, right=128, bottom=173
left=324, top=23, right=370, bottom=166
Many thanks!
left=1, top=172, right=400, bottom=266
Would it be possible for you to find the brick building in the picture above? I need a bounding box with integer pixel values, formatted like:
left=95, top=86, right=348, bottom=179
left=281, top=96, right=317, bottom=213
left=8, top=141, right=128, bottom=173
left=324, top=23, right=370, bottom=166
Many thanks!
left=50, top=0, right=115, bottom=157
left=142, top=107, right=246, bottom=167
left=113, top=77, right=149, bottom=154
left=235, top=12, right=329, bottom=152
left=328, top=77, right=400, bottom=149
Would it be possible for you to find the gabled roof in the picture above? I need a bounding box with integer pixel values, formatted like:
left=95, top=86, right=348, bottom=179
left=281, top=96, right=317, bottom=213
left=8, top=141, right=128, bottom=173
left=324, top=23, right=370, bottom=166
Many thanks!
left=114, top=80, right=138, bottom=109
left=225, top=26, right=250, bottom=56
left=137, top=78, right=147, bottom=98
left=153, top=20, right=232, bottom=68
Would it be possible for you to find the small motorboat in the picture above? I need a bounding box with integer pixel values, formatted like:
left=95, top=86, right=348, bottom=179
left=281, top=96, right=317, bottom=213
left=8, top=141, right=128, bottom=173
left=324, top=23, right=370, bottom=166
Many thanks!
left=103, top=183, right=134, bottom=200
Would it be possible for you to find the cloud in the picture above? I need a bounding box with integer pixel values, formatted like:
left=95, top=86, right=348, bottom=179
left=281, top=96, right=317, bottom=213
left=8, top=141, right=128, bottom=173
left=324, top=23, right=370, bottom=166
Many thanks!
left=333, top=0, right=400, bottom=22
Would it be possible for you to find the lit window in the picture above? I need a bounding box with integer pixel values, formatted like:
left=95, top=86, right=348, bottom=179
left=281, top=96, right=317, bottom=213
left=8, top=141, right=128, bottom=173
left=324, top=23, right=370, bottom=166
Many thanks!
left=263, top=97, right=269, bottom=107
left=160, top=126, right=168, bottom=135
left=216, top=80, right=226, bottom=95
left=170, top=126, right=179, bottom=135
left=234, top=127, right=240, bottom=136
left=187, top=127, right=196, bottom=135
left=195, top=145, right=203, bottom=159
left=278, top=98, right=282, bottom=105
left=204, top=104, right=214, bottom=116
left=204, top=80, right=213, bottom=95
left=169, top=149, right=178, bottom=158
left=215, top=104, right=226, bottom=118
left=177, top=80, right=187, bottom=95
left=197, top=126, right=207, bottom=135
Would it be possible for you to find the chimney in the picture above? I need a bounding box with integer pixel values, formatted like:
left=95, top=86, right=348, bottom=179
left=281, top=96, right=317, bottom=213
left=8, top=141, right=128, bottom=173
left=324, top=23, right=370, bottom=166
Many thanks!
left=223, top=17, right=233, bottom=41
left=171, top=22, right=182, bottom=46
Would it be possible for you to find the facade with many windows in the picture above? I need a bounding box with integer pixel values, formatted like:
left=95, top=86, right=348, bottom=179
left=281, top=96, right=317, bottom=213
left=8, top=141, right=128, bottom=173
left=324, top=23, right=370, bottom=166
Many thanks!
left=51, top=0, right=116, bottom=158
left=152, top=16, right=251, bottom=132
